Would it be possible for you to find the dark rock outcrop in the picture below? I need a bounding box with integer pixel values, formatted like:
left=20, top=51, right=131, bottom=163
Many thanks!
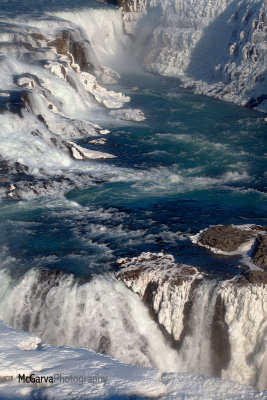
left=70, top=41, right=95, bottom=73
left=30, top=32, right=48, bottom=41
left=211, top=295, right=231, bottom=377
left=194, top=224, right=267, bottom=270
left=252, top=235, right=267, bottom=270
left=234, top=270, right=267, bottom=285
left=48, top=38, right=69, bottom=54
left=60, top=30, right=95, bottom=72
left=198, top=225, right=256, bottom=252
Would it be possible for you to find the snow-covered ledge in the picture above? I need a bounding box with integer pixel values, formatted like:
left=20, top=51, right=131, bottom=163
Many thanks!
left=1, top=319, right=266, bottom=399
left=0, top=320, right=165, bottom=399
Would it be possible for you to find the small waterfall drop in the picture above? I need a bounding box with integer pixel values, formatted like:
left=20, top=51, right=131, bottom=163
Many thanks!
left=179, top=280, right=220, bottom=376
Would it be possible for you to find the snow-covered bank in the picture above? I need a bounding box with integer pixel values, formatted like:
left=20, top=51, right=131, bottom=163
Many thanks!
left=0, top=319, right=166, bottom=399
left=0, top=319, right=266, bottom=400
left=120, top=0, right=267, bottom=112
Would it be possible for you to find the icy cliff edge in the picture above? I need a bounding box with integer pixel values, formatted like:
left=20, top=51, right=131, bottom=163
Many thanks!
left=120, top=0, right=267, bottom=112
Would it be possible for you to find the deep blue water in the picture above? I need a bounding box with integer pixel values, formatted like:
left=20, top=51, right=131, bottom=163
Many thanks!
left=1, top=69, right=266, bottom=280
left=0, top=0, right=107, bottom=16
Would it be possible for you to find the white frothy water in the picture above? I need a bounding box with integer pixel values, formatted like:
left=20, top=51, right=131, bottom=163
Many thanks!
left=51, top=8, right=134, bottom=70
left=179, top=280, right=219, bottom=375
left=0, top=267, right=180, bottom=372
left=0, top=2, right=266, bottom=395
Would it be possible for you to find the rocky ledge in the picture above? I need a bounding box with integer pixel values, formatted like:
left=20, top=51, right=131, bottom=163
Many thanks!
left=252, top=235, right=267, bottom=271
left=116, top=252, right=205, bottom=344
left=191, top=224, right=267, bottom=270
left=116, top=251, right=266, bottom=383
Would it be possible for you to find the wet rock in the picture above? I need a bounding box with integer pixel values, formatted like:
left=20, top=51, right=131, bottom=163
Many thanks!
left=37, top=268, right=67, bottom=287
left=107, top=0, right=132, bottom=12
left=52, top=30, right=95, bottom=72
left=70, top=41, right=94, bottom=73
left=0, top=159, right=9, bottom=174
left=48, top=38, right=69, bottom=54
left=196, top=225, right=257, bottom=252
left=211, top=295, right=231, bottom=377
left=251, top=225, right=267, bottom=232
left=21, top=42, right=35, bottom=51
left=6, top=183, right=21, bottom=199
left=12, top=162, right=29, bottom=174
left=116, top=252, right=204, bottom=294
left=30, top=33, right=48, bottom=41
left=252, top=235, right=267, bottom=270
left=234, top=270, right=267, bottom=285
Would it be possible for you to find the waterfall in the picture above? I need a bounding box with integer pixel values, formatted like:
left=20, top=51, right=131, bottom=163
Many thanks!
left=0, top=262, right=266, bottom=389
left=179, top=280, right=220, bottom=376
left=51, top=8, right=133, bottom=70
left=0, top=267, right=180, bottom=372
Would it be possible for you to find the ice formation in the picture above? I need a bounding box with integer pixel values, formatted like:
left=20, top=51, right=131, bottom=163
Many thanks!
left=117, top=251, right=267, bottom=389
left=121, top=0, right=267, bottom=112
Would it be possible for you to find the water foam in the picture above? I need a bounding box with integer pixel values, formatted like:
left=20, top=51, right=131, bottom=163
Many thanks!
left=0, top=267, right=180, bottom=372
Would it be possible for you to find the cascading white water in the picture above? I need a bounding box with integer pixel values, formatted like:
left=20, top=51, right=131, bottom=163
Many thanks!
left=179, top=280, right=219, bottom=376
left=51, top=8, right=134, bottom=70
left=220, top=282, right=267, bottom=389
left=0, top=267, right=180, bottom=372
left=115, top=252, right=267, bottom=390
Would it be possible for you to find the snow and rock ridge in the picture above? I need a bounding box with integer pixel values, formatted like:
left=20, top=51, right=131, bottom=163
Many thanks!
left=116, top=250, right=267, bottom=389
left=119, top=0, right=267, bottom=112
left=117, top=252, right=205, bottom=342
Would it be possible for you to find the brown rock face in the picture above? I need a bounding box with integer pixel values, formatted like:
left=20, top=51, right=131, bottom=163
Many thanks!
left=56, top=30, right=95, bottom=72
left=252, top=235, right=267, bottom=270
left=48, top=38, right=69, bottom=54
left=234, top=270, right=267, bottom=285
left=30, top=33, right=48, bottom=41
left=211, top=295, right=231, bottom=377
left=70, top=41, right=94, bottom=72
left=198, top=225, right=255, bottom=252
left=116, top=252, right=205, bottom=347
